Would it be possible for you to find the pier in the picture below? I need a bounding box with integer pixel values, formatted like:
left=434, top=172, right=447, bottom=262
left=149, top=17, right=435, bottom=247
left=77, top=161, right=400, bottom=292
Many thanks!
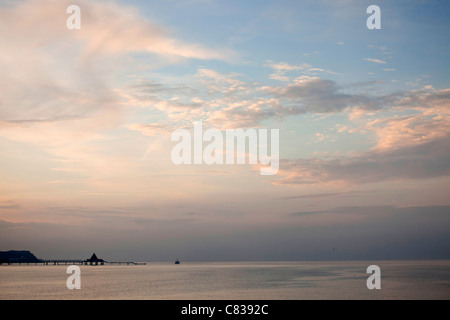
left=0, top=260, right=146, bottom=266
left=0, top=253, right=146, bottom=266
left=0, top=260, right=147, bottom=266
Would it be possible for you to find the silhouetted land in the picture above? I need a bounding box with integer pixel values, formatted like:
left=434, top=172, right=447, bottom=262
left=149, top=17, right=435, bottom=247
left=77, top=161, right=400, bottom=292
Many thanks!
left=0, top=250, right=145, bottom=266
left=0, top=251, right=41, bottom=263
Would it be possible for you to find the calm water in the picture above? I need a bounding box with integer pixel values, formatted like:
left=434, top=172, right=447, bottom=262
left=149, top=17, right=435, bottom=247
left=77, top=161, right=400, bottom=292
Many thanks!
left=1, top=261, right=449, bottom=300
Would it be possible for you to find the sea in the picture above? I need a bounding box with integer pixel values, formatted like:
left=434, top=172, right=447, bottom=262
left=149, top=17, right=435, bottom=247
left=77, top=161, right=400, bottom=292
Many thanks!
left=1, top=261, right=449, bottom=300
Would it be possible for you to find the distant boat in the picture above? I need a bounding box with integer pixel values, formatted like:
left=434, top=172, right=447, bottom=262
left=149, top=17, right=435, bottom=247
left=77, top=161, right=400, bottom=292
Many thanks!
left=175, top=258, right=180, bottom=265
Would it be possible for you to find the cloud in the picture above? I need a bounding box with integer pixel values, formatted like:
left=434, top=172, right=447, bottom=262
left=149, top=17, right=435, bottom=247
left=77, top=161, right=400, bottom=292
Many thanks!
left=267, top=61, right=311, bottom=72
left=205, top=98, right=289, bottom=129
left=0, top=0, right=230, bottom=125
left=119, top=75, right=450, bottom=186
left=266, top=61, right=338, bottom=82
left=127, top=123, right=174, bottom=136
left=262, top=81, right=450, bottom=118
left=288, top=205, right=450, bottom=219
left=363, top=58, right=387, bottom=64
left=276, top=135, right=450, bottom=185
left=367, top=114, right=450, bottom=151
left=263, top=78, right=382, bottom=113
left=276, top=192, right=357, bottom=200
left=0, top=200, right=21, bottom=210
left=365, top=87, right=450, bottom=150
left=195, top=68, right=250, bottom=95
left=0, top=0, right=238, bottom=187
left=123, top=68, right=296, bottom=130
left=121, top=69, right=450, bottom=133
left=0, top=0, right=231, bottom=61
left=304, top=68, right=339, bottom=76
left=124, top=73, right=365, bottom=131
left=133, top=217, right=199, bottom=225
left=394, top=87, right=450, bottom=112
left=121, top=88, right=202, bottom=112
left=288, top=210, right=326, bottom=217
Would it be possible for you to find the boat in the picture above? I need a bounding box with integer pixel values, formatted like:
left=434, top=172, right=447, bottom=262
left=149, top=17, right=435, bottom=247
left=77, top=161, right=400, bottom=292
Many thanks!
left=174, top=258, right=180, bottom=265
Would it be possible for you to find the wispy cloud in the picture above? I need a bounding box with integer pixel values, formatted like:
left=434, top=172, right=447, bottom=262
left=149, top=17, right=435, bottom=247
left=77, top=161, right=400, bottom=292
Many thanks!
left=363, top=58, right=387, bottom=64
left=276, top=192, right=356, bottom=200
left=266, top=61, right=339, bottom=82
left=0, top=0, right=231, bottom=124
left=127, top=123, right=175, bottom=136
left=288, top=205, right=450, bottom=218
left=0, top=200, right=21, bottom=210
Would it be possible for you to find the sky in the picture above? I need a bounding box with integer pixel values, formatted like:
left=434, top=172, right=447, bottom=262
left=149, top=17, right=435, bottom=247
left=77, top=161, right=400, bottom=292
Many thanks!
left=0, top=0, right=449, bottom=261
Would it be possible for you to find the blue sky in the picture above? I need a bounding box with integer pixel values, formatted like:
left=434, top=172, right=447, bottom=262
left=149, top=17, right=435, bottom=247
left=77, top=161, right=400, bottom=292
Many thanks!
left=119, top=0, right=449, bottom=87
